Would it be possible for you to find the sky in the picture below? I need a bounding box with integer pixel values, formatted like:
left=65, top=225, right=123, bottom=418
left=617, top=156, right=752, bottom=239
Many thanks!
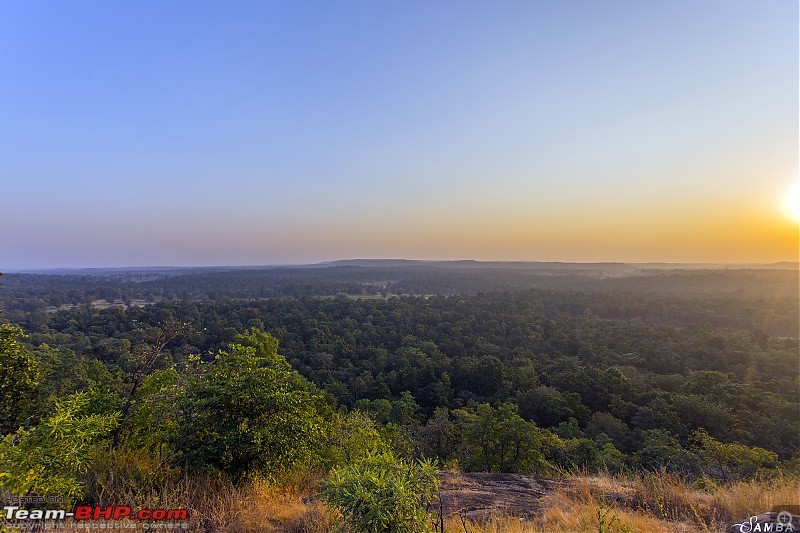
left=1, top=1, right=798, bottom=269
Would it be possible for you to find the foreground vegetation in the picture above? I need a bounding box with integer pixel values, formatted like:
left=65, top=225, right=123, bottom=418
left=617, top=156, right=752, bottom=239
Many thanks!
left=25, top=462, right=800, bottom=532
left=1, top=267, right=798, bottom=531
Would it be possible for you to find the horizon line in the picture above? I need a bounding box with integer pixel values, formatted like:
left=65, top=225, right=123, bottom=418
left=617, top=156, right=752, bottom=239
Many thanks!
left=3, top=258, right=799, bottom=274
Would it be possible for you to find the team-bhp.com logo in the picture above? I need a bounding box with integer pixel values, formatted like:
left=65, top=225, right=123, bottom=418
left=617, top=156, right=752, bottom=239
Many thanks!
left=3, top=505, right=189, bottom=529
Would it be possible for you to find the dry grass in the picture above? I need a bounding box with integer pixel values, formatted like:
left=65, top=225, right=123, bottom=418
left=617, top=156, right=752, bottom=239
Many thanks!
left=504, top=471, right=800, bottom=533
left=444, top=514, right=541, bottom=532
left=526, top=474, right=697, bottom=533
left=92, top=474, right=333, bottom=532
left=82, top=453, right=799, bottom=533
left=710, top=475, right=800, bottom=526
left=83, top=451, right=334, bottom=532
left=228, top=473, right=333, bottom=533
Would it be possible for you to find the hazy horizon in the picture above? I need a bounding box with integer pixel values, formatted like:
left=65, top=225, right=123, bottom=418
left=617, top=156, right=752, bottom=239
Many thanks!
left=5, top=258, right=799, bottom=275
left=2, top=1, right=798, bottom=270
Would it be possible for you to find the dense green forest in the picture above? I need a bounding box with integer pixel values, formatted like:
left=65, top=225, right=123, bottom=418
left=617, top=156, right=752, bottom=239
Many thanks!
left=2, top=264, right=797, bottom=336
left=2, top=266, right=797, bottom=484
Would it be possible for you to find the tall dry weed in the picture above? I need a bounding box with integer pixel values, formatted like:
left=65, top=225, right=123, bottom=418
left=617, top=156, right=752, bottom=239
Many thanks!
left=83, top=451, right=333, bottom=532
left=710, top=474, right=800, bottom=526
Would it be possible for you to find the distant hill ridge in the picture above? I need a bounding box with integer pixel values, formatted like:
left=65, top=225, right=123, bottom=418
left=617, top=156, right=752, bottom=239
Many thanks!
left=9, top=259, right=798, bottom=275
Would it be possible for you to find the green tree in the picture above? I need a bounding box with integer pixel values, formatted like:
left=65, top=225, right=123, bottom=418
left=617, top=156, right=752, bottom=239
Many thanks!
left=0, top=324, right=40, bottom=434
left=114, top=322, right=180, bottom=435
left=171, top=329, right=331, bottom=479
left=0, top=392, right=118, bottom=505
left=416, top=407, right=458, bottom=461
left=586, top=412, right=631, bottom=451
left=322, top=451, right=438, bottom=533
left=635, top=429, right=686, bottom=471
left=518, top=386, right=573, bottom=428
left=117, top=367, right=182, bottom=455
left=597, top=441, right=627, bottom=473
left=325, top=410, right=390, bottom=466
left=465, top=402, right=550, bottom=473
left=690, top=428, right=777, bottom=481
left=354, top=398, right=393, bottom=424
left=391, top=391, right=422, bottom=426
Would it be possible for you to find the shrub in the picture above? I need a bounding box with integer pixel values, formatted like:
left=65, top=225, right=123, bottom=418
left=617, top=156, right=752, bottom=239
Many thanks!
left=0, top=392, right=118, bottom=505
left=322, top=451, right=438, bottom=533
left=171, top=330, right=331, bottom=479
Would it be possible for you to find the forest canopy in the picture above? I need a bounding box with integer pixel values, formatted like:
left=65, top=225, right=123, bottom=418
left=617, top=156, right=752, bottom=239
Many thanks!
left=1, top=263, right=797, bottom=493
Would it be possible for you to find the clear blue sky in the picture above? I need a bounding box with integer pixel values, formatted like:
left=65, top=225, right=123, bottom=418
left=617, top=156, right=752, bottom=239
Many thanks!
left=1, top=1, right=797, bottom=269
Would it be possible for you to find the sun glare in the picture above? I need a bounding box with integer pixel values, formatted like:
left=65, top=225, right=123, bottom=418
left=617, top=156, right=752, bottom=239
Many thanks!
left=784, top=181, right=800, bottom=223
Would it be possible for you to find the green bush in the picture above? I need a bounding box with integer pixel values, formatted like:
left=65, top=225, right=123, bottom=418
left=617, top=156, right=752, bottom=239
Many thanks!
left=324, top=410, right=390, bottom=467
left=0, top=392, right=118, bottom=504
left=171, top=330, right=331, bottom=479
left=322, top=451, right=438, bottom=533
